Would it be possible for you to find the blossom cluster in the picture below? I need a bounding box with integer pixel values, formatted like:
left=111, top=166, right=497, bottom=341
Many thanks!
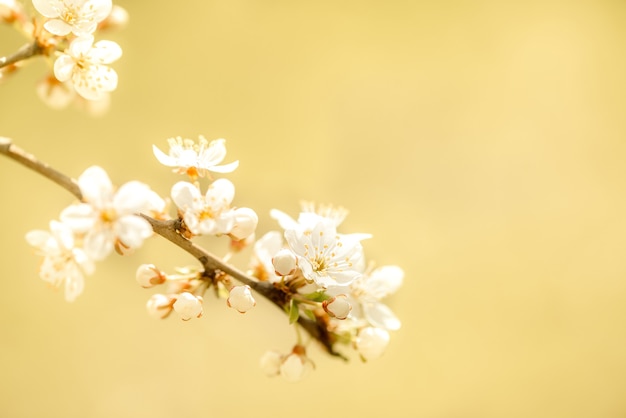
left=1, top=0, right=127, bottom=113
left=251, top=203, right=403, bottom=379
left=24, top=136, right=402, bottom=381
left=26, top=165, right=164, bottom=301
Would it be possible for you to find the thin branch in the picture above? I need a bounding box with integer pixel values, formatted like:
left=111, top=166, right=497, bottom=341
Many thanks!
left=0, top=138, right=343, bottom=358
left=0, top=137, right=82, bottom=199
left=0, top=41, right=46, bottom=69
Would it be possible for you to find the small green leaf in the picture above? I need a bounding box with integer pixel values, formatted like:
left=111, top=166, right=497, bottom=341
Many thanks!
left=303, top=291, right=330, bottom=303
left=288, top=299, right=300, bottom=324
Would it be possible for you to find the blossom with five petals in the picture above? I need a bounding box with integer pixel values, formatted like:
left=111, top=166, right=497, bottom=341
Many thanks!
left=25, top=220, right=95, bottom=302
left=32, top=0, right=112, bottom=36
left=170, top=179, right=236, bottom=236
left=153, top=136, right=239, bottom=180
left=54, top=35, right=122, bottom=100
left=60, top=165, right=154, bottom=261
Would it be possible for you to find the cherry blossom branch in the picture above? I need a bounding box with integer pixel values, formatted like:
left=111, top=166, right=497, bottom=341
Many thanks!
left=0, top=40, right=46, bottom=69
left=0, top=137, right=82, bottom=198
left=0, top=137, right=342, bottom=358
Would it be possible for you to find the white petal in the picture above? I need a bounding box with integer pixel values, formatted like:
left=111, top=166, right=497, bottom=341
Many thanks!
left=53, top=55, right=75, bottom=82
left=60, top=203, right=96, bottom=233
left=270, top=209, right=298, bottom=230
left=49, top=219, right=74, bottom=250
left=363, top=301, right=401, bottom=331
left=64, top=267, right=85, bottom=302
left=152, top=144, right=176, bottom=167
left=32, top=0, right=61, bottom=17
left=43, top=19, right=72, bottom=36
left=365, top=265, right=404, bottom=299
left=25, top=230, right=52, bottom=249
left=78, top=165, right=113, bottom=207
left=200, top=138, right=227, bottom=166
left=83, top=229, right=114, bottom=261
left=113, top=181, right=151, bottom=214
left=115, top=215, right=152, bottom=249
left=69, top=35, right=94, bottom=56
left=91, top=40, right=122, bottom=64
left=208, top=160, right=239, bottom=173
left=171, top=181, right=200, bottom=209
left=206, top=178, right=235, bottom=205
left=85, top=0, right=112, bottom=21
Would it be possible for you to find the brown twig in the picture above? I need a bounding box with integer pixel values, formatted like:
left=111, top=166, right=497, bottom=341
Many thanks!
left=0, top=41, right=46, bottom=69
left=0, top=137, right=343, bottom=358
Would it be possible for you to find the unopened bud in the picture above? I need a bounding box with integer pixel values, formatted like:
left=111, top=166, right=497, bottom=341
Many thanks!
left=322, top=294, right=351, bottom=320
left=272, top=248, right=297, bottom=276
left=135, top=264, right=165, bottom=288
left=35, top=76, right=74, bottom=110
left=227, top=285, right=256, bottom=313
left=173, top=292, right=203, bottom=320
left=146, top=294, right=174, bottom=319
left=229, top=207, right=258, bottom=240
left=356, top=327, right=390, bottom=361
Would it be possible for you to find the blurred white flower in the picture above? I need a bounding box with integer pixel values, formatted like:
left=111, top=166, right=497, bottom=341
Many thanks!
left=356, top=327, right=390, bottom=361
left=170, top=179, right=236, bottom=236
left=25, top=220, right=95, bottom=302
left=35, top=75, right=75, bottom=109
left=250, top=231, right=283, bottom=283
left=329, top=265, right=403, bottom=331
left=153, top=137, right=238, bottom=179
left=60, top=166, right=154, bottom=260
left=32, top=0, right=112, bottom=36
left=54, top=35, right=121, bottom=101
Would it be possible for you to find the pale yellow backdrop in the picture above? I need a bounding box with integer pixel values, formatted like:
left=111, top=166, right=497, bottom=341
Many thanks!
left=1, top=1, right=626, bottom=417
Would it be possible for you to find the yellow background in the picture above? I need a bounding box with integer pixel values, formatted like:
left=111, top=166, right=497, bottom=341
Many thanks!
left=2, top=1, right=626, bottom=417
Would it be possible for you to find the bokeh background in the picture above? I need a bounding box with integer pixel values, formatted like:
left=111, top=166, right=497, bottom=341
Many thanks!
left=2, top=0, right=626, bottom=417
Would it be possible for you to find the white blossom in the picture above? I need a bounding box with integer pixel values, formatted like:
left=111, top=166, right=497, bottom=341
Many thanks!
left=170, top=179, right=236, bottom=236
left=36, top=75, right=75, bottom=109
left=356, top=327, right=390, bottom=361
left=153, top=136, right=239, bottom=179
left=341, top=265, right=403, bottom=331
left=227, top=285, right=256, bottom=313
left=173, top=292, right=203, bottom=320
left=283, top=215, right=367, bottom=288
left=25, top=220, right=94, bottom=302
left=60, top=165, right=154, bottom=261
left=32, top=0, right=112, bottom=36
left=54, top=35, right=121, bottom=101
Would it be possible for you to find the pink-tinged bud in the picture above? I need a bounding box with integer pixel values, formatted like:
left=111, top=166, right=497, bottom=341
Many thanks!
left=146, top=294, right=174, bottom=319
left=272, top=248, right=297, bottom=276
left=230, top=207, right=258, bottom=240
left=356, top=327, right=390, bottom=361
left=322, top=294, right=351, bottom=320
left=227, top=285, right=256, bottom=313
left=135, top=264, right=165, bottom=288
left=259, top=350, right=283, bottom=377
left=173, top=292, right=203, bottom=320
